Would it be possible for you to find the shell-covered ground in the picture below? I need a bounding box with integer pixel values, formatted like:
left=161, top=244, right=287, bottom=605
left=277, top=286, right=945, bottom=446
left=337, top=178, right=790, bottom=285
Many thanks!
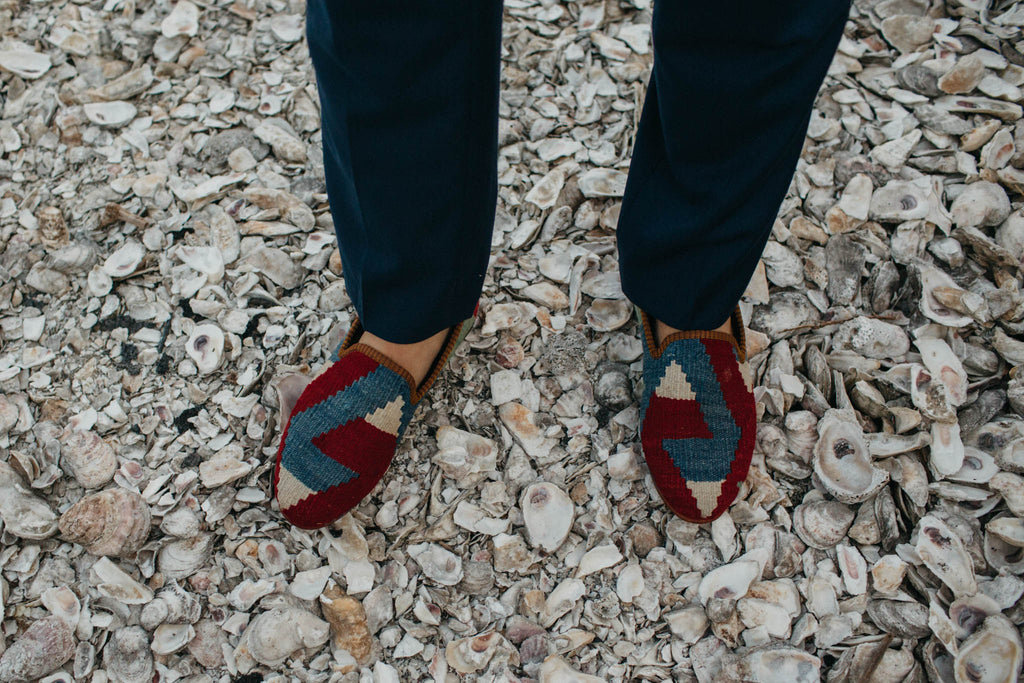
left=1, top=0, right=1024, bottom=681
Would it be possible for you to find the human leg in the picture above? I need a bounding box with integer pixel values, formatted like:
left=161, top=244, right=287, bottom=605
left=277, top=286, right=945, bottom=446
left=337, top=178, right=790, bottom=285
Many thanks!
left=622, top=0, right=851, bottom=522
left=274, top=1, right=503, bottom=528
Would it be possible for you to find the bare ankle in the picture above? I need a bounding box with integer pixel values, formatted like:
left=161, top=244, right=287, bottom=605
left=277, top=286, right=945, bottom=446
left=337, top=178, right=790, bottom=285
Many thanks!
left=358, top=329, right=449, bottom=386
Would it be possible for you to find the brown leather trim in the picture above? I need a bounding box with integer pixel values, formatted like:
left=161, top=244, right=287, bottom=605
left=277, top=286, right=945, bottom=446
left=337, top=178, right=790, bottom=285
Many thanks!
left=639, top=307, right=747, bottom=362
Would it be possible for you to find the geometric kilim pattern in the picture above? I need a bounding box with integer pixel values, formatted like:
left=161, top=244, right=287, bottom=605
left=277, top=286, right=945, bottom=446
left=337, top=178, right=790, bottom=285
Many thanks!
left=274, top=350, right=414, bottom=529
left=273, top=309, right=478, bottom=530
left=638, top=307, right=756, bottom=523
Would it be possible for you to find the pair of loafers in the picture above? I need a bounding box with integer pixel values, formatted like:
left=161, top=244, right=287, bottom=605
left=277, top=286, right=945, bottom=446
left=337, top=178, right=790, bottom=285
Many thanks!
left=273, top=306, right=754, bottom=528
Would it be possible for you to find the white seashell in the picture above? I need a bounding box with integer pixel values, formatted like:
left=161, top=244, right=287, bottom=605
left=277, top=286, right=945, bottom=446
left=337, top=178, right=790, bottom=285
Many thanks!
left=665, top=606, right=709, bottom=644
left=87, top=265, right=113, bottom=297
left=542, top=577, right=586, bottom=627
left=737, top=598, right=793, bottom=638
left=917, top=264, right=974, bottom=327
left=158, top=533, right=213, bottom=580
left=289, top=565, right=332, bottom=601
left=953, top=615, right=1022, bottom=683
left=736, top=647, right=821, bottom=683
left=0, top=49, right=51, bottom=79
left=521, top=482, right=574, bottom=553
left=234, top=608, right=329, bottom=671
left=61, top=430, right=116, bottom=489
left=177, top=245, right=225, bottom=284
left=0, top=462, right=58, bottom=539
left=161, top=0, right=200, bottom=38
left=697, top=560, right=760, bottom=605
left=915, top=338, right=968, bottom=406
left=915, top=515, right=977, bottom=598
left=950, top=447, right=1000, bottom=484
left=0, top=616, right=75, bottom=682
left=575, top=543, right=623, bottom=578
left=538, top=655, right=606, bottom=683
left=499, top=402, right=558, bottom=460
left=445, top=632, right=510, bottom=674
left=585, top=299, right=632, bottom=332
left=525, top=168, right=565, bottom=209
left=208, top=206, right=240, bottom=264
left=433, top=426, right=497, bottom=482
left=198, top=446, right=252, bottom=488
left=59, top=488, right=150, bottom=557
left=408, top=543, right=463, bottom=586
left=102, top=240, right=146, bottom=278
left=151, top=623, right=194, bottom=655
left=832, top=317, right=909, bottom=360
left=90, top=556, right=153, bottom=604
left=911, top=364, right=957, bottom=423
left=270, top=13, right=303, bottom=42
left=41, top=586, right=80, bottom=631
left=83, top=101, right=137, bottom=128
left=103, top=626, right=153, bottom=683
left=812, top=411, right=888, bottom=503
left=186, top=324, right=225, bottom=375
left=835, top=544, right=868, bottom=595
left=140, top=582, right=201, bottom=630
left=793, top=497, right=854, bottom=550
left=160, top=506, right=201, bottom=538
left=986, top=517, right=1024, bottom=548
left=931, top=421, right=965, bottom=477
left=577, top=168, right=627, bottom=197
left=950, top=181, right=1011, bottom=229
left=616, top=563, right=644, bottom=603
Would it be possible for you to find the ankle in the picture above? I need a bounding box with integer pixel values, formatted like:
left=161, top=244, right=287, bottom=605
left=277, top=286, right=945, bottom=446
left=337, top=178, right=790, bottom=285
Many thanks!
left=654, top=317, right=732, bottom=346
left=358, top=328, right=449, bottom=386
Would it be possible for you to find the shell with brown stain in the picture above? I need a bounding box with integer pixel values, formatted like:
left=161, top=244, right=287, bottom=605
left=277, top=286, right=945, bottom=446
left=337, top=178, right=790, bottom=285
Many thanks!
left=812, top=411, right=888, bottom=503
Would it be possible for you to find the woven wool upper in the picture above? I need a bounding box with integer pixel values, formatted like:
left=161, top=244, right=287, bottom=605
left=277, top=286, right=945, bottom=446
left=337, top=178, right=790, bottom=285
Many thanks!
left=640, top=335, right=755, bottom=523
left=274, top=349, right=415, bottom=529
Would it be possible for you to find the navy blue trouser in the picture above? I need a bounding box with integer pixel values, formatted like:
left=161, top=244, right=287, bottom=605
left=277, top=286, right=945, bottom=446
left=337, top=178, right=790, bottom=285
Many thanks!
left=306, top=1, right=851, bottom=343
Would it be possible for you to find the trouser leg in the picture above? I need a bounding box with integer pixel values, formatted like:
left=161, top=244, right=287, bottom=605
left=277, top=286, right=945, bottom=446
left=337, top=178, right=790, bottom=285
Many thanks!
left=305, top=1, right=503, bottom=343
left=617, top=0, right=851, bottom=331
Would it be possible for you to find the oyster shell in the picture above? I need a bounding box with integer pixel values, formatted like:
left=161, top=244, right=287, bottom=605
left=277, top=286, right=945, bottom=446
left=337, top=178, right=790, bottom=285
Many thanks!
left=521, top=482, right=574, bottom=553
left=953, top=615, right=1022, bottom=683
left=234, top=607, right=330, bottom=671
left=812, top=411, right=888, bottom=503
left=103, top=626, right=153, bottom=683
left=0, top=616, right=75, bottom=682
left=58, top=488, right=150, bottom=557
left=915, top=515, right=978, bottom=598
left=60, top=429, right=117, bottom=489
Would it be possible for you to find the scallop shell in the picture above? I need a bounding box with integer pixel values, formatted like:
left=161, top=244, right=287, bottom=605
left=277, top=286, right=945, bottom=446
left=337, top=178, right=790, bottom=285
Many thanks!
left=953, top=615, right=1022, bottom=683
left=521, top=482, right=574, bottom=553
left=102, top=626, right=153, bottom=683
left=812, top=411, right=888, bottom=503
left=0, top=616, right=75, bottom=682
left=234, top=608, right=330, bottom=671
left=61, top=430, right=117, bottom=489
left=915, top=515, right=977, bottom=598
left=58, top=488, right=150, bottom=557
left=185, top=323, right=225, bottom=375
